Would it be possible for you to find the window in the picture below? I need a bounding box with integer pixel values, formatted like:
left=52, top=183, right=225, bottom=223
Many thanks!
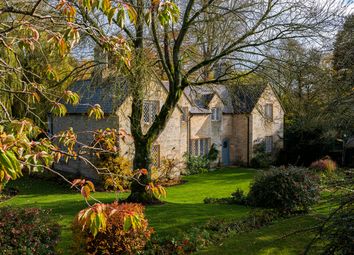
left=143, top=100, right=159, bottom=124
left=265, top=136, right=273, bottom=153
left=182, top=107, right=188, bottom=122
left=211, top=107, right=221, bottom=121
left=190, top=138, right=211, bottom=156
left=265, top=104, right=273, bottom=121
left=151, top=144, right=160, bottom=167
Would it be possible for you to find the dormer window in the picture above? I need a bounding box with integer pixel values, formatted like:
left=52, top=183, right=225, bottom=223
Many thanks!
left=265, top=104, right=273, bottom=121
left=143, top=100, right=159, bottom=124
left=211, top=107, right=221, bottom=121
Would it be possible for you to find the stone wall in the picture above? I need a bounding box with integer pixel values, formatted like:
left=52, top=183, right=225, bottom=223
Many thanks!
left=233, top=114, right=250, bottom=164
left=117, top=81, right=189, bottom=172
left=251, top=86, right=284, bottom=157
left=52, top=115, right=119, bottom=179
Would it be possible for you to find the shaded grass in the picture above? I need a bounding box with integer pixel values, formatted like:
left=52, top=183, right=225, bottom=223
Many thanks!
left=194, top=191, right=334, bottom=255
left=2, top=167, right=256, bottom=253
left=195, top=215, right=322, bottom=255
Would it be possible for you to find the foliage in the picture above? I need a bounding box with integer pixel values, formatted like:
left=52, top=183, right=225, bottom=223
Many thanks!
left=250, top=153, right=273, bottom=169
left=0, top=207, right=61, bottom=255
left=184, top=154, right=210, bottom=175
left=98, top=155, right=133, bottom=191
left=320, top=199, right=354, bottom=255
left=207, top=144, right=219, bottom=162
left=231, top=188, right=248, bottom=205
left=310, top=157, right=337, bottom=174
left=203, top=196, right=236, bottom=205
left=144, top=209, right=281, bottom=254
left=305, top=170, right=354, bottom=255
left=333, top=14, right=354, bottom=72
left=0, top=120, right=59, bottom=190
left=204, top=188, right=248, bottom=206
left=145, top=182, right=167, bottom=199
left=282, top=123, right=336, bottom=166
left=155, top=155, right=183, bottom=182
left=247, top=167, right=320, bottom=213
left=250, top=141, right=273, bottom=169
left=72, top=202, right=153, bottom=255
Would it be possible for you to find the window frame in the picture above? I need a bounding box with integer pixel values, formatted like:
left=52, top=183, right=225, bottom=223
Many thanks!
left=264, top=103, right=273, bottom=121
left=143, top=100, right=159, bottom=124
left=151, top=144, right=160, bottom=168
left=190, top=138, right=211, bottom=156
left=211, top=107, right=221, bottom=121
left=265, top=136, right=273, bottom=153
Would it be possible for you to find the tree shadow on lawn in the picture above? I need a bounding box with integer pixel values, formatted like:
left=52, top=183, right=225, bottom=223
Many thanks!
left=195, top=215, right=322, bottom=255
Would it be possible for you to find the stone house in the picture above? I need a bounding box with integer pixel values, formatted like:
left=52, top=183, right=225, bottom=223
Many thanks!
left=49, top=78, right=284, bottom=178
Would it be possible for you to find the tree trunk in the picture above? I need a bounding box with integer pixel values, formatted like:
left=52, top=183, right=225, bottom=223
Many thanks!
left=127, top=81, right=185, bottom=203
left=127, top=138, right=160, bottom=203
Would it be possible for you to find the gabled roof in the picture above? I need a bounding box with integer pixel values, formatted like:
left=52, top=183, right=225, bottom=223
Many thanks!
left=229, top=84, right=267, bottom=114
left=183, top=84, right=267, bottom=114
left=160, top=81, right=212, bottom=114
left=65, top=79, right=272, bottom=116
left=65, top=79, right=127, bottom=114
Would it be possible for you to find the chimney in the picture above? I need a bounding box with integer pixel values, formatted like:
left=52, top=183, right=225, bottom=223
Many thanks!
left=92, top=46, right=109, bottom=82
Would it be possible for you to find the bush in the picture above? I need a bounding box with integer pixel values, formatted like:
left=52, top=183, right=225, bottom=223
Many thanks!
left=204, top=197, right=235, bottom=204
left=98, top=155, right=133, bottom=191
left=310, top=157, right=337, bottom=173
left=155, top=156, right=183, bottom=182
left=207, top=144, right=219, bottom=162
left=231, top=188, right=248, bottom=205
left=250, top=141, right=273, bottom=169
left=247, top=167, right=320, bottom=213
left=184, top=154, right=210, bottom=175
left=204, top=188, right=248, bottom=205
left=72, top=203, right=153, bottom=255
left=0, top=207, right=61, bottom=255
left=250, top=153, right=273, bottom=168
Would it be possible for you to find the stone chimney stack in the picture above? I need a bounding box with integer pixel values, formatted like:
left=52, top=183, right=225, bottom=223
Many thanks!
left=92, top=46, right=109, bottom=83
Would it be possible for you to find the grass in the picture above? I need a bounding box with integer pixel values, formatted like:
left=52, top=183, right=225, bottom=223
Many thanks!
left=2, top=167, right=256, bottom=253
left=195, top=191, right=335, bottom=255
left=195, top=215, right=321, bottom=255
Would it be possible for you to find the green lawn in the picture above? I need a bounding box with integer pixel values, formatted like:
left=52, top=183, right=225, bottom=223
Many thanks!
left=2, top=167, right=256, bottom=253
left=195, top=191, right=334, bottom=255
left=195, top=215, right=320, bottom=255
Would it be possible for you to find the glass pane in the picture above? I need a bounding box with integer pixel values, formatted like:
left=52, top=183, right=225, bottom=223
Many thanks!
left=143, top=102, right=150, bottom=123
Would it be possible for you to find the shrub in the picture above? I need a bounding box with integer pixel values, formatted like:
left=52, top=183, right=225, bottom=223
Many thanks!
left=231, top=188, right=248, bottom=205
left=97, top=155, right=133, bottom=191
left=155, top=156, right=183, bottom=182
left=207, top=144, right=219, bottom=162
left=184, top=154, right=209, bottom=175
left=72, top=202, right=153, bottom=255
left=204, top=188, right=248, bottom=205
left=250, top=141, right=273, bottom=169
left=0, top=207, right=61, bottom=255
left=250, top=153, right=273, bottom=168
left=204, top=197, right=235, bottom=204
left=310, top=157, right=337, bottom=173
left=247, top=167, right=320, bottom=213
